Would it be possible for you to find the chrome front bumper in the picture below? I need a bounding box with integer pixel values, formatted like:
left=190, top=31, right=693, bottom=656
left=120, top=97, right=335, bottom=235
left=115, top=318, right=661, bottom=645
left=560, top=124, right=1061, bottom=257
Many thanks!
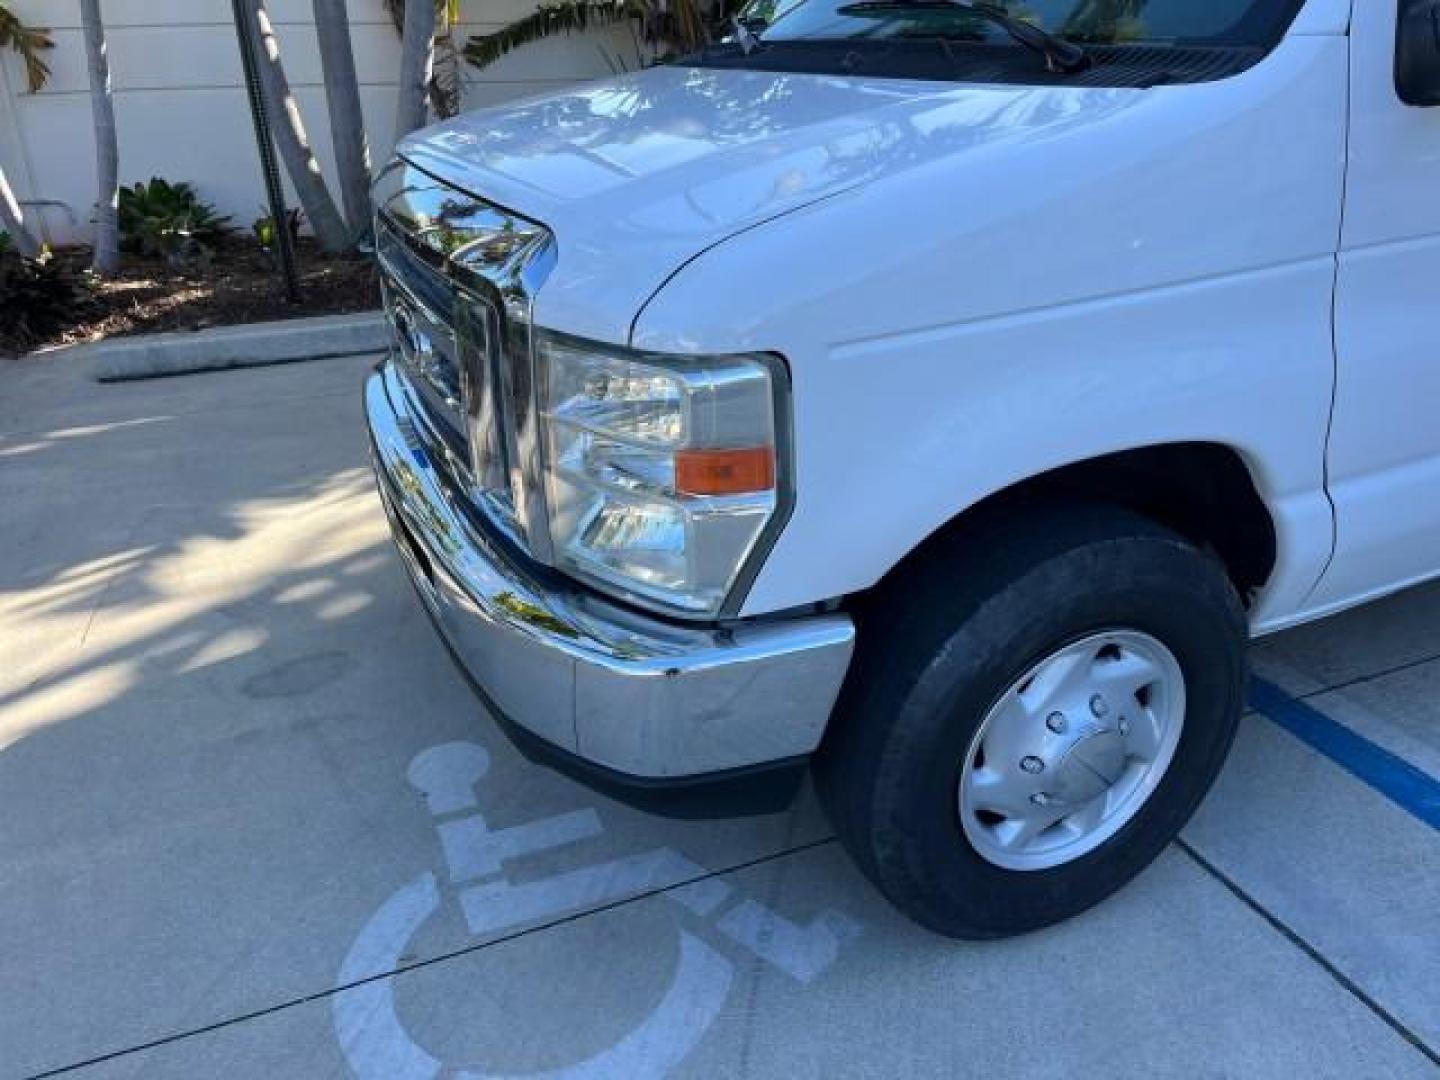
left=365, top=361, right=856, bottom=782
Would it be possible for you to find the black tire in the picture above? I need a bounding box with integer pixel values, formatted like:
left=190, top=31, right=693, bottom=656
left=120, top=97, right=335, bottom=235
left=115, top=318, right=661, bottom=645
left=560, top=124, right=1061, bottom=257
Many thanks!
left=816, top=499, right=1248, bottom=939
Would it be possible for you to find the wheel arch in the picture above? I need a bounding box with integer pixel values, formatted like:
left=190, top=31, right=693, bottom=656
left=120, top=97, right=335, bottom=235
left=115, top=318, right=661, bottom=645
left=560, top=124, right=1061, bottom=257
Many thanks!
left=860, top=441, right=1279, bottom=612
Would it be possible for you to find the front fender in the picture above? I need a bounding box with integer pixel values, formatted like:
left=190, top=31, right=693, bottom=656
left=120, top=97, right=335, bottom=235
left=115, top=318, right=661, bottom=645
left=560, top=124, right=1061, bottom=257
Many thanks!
left=631, top=33, right=1346, bottom=630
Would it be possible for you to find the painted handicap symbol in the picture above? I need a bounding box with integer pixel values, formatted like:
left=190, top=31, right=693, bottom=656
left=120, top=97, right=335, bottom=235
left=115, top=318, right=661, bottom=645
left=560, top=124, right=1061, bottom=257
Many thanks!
left=333, top=741, right=862, bottom=1079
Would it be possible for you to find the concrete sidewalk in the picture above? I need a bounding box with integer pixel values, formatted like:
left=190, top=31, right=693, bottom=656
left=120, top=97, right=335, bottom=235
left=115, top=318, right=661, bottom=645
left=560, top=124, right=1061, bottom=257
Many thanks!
left=1, top=354, right=1437, bottom=1079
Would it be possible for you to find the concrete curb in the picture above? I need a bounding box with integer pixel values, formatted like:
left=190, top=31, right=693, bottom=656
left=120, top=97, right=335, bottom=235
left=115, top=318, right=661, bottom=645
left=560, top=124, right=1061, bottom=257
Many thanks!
left=86, top=311, right=387, bottom=383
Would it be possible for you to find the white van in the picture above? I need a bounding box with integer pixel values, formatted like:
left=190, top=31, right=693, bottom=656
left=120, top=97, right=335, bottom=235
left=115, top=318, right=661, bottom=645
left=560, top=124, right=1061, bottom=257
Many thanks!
left=365, top=0, right=1440, bottom=936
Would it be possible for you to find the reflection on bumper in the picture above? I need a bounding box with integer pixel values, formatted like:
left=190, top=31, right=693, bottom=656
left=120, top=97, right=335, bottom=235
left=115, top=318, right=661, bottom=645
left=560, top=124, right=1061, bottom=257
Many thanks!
left=364, top=361, right=855, bottom=781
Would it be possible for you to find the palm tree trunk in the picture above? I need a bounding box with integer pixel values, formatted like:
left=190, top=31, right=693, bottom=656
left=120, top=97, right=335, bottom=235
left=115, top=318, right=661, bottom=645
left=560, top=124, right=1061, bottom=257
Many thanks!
left=241, top=0, right=351, bottom=254
left=312, top=0, right=371, bottom=240
left=0, top=166, right=40, bottom=255
left=395, top=0, right=437, bottom=141
left=79, top=0, right=118, bottom=275
left=431, top=31, right=463, bottom=120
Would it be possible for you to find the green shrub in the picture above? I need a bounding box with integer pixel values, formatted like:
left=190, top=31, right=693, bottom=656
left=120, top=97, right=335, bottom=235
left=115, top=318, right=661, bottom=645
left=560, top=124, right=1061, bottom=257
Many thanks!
left=118, top=177, right=231, bottom=266
left=252, top=207, right=303, bottom=262
left=0, top=248, right=94, bottom=353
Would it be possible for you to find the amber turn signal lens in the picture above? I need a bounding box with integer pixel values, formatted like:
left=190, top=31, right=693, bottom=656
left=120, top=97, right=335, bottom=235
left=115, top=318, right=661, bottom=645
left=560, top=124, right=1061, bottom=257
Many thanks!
left=674, top=447, right=776, bottom=496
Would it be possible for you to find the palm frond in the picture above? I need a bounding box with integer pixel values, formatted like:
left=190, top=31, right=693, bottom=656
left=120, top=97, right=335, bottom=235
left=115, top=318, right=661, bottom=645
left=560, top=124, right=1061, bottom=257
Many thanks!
left=0, top=3, right=54, bottom=93
left=465, top=0, right=719, bottom=73
left=666, top=0, right=710, bottom=53
left=464, top=0, right=636, bottom=71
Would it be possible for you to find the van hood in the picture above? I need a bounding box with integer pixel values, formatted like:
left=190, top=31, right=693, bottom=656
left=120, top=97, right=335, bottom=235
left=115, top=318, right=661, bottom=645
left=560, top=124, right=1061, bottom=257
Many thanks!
left=399, top=64, right=1142, bottom=343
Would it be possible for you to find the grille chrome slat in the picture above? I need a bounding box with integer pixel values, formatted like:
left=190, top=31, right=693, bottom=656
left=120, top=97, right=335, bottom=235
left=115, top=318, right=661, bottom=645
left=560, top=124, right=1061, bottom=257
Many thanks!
left=373, top=158, right=557, bottom=562
left=455, top=293, right=509, bottom=495
left=375, top=222, right=452, bottom=321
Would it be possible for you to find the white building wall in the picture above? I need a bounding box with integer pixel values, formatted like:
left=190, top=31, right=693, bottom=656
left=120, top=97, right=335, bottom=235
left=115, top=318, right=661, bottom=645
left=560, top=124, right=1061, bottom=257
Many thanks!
left=0, top=0, right=641, bottom=246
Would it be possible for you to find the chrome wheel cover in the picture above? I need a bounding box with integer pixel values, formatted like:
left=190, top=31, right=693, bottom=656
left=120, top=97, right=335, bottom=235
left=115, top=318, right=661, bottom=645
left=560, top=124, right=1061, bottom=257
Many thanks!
left=958, top=630, right=1186, bottom=872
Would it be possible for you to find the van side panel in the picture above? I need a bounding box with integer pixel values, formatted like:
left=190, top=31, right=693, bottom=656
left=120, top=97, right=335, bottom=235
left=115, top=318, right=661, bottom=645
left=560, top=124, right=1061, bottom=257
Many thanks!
left=1301, top=0, right=1440, bottom=618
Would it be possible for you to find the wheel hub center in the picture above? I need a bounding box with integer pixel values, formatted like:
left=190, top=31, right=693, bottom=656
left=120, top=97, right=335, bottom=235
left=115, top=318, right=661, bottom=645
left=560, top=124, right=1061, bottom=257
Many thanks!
left=1048, top=723, right=1127, bottom=805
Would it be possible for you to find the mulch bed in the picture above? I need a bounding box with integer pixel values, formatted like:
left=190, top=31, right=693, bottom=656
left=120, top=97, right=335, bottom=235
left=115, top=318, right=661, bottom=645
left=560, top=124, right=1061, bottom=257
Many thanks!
left=13, top=237, right=381, bottom=356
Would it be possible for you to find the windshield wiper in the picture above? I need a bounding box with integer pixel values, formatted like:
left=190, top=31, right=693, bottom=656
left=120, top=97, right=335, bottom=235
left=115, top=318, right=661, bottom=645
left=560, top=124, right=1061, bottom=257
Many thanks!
left=838, top=0, right=1092, bottom=74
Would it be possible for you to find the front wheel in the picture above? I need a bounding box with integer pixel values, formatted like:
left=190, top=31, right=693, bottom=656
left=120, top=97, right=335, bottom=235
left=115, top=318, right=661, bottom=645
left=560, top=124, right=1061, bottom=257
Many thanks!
left=817, top=501, right=1248, bottom=939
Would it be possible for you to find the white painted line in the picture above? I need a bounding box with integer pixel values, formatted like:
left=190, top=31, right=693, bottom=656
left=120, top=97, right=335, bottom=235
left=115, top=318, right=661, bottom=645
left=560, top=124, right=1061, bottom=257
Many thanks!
left=406, top=741, right=491, bottom=816
left=460, top=849, right=708, bottom=937
left=439, top=809, right=604, bottom=883
left=333, top=873, right=443, bottom=1080
left=718, top=901, right=864, bottom=984
left=334, top=740, right=863, bottom=1077
left=668, top=877, right=735, bottom=917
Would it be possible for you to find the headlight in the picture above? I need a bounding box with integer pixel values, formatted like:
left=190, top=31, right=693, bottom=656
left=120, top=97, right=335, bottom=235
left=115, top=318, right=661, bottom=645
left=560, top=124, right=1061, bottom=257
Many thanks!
left=539, top=332, right=788, bottom=618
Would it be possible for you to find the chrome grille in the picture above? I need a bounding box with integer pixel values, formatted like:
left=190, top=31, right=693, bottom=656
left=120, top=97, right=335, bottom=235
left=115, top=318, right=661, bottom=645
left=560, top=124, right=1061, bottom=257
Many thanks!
left=373, top=157, right=557, bottom=559
left=377, top=223, right=469, bottom=469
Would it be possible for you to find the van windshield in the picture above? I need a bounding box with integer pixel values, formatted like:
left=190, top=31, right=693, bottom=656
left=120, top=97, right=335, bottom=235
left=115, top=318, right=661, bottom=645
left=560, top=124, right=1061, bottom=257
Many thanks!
left=699, top=0, right=1307, bottom=85
left=751, top=0, right=1299, bottom=47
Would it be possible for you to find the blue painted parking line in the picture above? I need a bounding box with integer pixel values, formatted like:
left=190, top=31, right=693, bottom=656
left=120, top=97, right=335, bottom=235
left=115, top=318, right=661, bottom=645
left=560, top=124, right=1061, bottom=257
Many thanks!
left=1250, top=678, right=1440, bottom=832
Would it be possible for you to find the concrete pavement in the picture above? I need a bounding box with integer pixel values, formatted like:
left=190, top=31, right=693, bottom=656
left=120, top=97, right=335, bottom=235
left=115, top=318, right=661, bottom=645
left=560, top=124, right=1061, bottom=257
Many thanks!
left=2, top=353, right=1437, bottom=1079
